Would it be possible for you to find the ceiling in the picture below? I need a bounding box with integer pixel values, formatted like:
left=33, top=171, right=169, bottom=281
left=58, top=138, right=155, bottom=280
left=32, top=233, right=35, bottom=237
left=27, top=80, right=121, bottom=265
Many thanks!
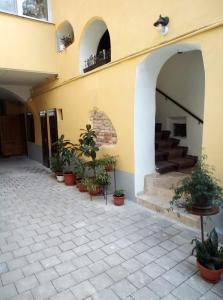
left=0, top=68, right=57, bottom=102
left=0, top=68, right=57, bottom=86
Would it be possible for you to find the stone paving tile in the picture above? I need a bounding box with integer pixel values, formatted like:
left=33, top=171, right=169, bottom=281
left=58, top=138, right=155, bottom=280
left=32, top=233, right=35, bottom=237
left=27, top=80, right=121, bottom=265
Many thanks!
left=172, top=282, right=202, bottom=300
left=35, top=267, right=59, bottom=284
left=0, top=283, right=18, bottom=299
left=52, top=273, right=76, bottom=292
left=111, top=279, right=137, bottom=299
left=31, top=282, right=57, bottom=300
left=0, top=158, right=220, bottom=300
left=1, top=269, right=24, bottom=285
left=71, top=280, right=96, bottom=299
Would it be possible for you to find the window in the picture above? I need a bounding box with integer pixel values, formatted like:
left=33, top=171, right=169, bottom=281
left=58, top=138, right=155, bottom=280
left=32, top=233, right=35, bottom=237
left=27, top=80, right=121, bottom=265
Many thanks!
left=26, top=112, right=35, bottom=143
left=174, top=123, right=187, bottom=137
left=0, top=0, right=17, bottom=13
left=0, top=0, right=50, bottom=21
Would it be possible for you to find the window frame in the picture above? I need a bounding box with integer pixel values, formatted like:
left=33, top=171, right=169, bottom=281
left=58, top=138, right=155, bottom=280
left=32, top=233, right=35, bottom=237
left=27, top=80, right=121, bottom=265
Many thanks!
left=0, top=0, right=52, bottom=23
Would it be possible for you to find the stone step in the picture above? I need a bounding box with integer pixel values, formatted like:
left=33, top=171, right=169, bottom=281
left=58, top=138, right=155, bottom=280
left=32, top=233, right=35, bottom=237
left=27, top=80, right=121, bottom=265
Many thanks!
left=137, top=193, right=200, bottom=229
left=144, top=172, right=187, bottom=191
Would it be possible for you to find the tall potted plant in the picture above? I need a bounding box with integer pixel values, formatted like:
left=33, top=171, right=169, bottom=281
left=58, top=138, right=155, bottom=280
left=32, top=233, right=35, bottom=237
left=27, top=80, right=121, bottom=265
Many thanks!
left=171, top=156, right=223, bottom=211
left=192, top=228, right=223, bottom=282
left=52, top=135, right=75, bottom=185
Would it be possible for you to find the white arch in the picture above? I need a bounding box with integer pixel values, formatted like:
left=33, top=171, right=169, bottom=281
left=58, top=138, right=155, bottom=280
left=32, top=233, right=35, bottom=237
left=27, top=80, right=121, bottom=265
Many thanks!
left=80, top=20, right=108, bottom=73
left=134, top=42, right=202, bottom=195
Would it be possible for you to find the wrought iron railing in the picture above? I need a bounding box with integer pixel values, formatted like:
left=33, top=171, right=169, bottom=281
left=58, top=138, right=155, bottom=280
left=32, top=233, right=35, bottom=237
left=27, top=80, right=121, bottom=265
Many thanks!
left=83, top=49, right=111, bottom=73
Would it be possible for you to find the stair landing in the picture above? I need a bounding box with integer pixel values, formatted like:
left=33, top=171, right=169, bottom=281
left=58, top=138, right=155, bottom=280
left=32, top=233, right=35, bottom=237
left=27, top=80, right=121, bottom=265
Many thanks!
left=137, top=172, right=200, bottom=229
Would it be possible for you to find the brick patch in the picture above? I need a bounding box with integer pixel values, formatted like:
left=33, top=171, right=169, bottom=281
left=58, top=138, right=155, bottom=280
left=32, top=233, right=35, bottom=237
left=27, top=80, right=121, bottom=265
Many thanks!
left=90, top=110, right=117, bottom=146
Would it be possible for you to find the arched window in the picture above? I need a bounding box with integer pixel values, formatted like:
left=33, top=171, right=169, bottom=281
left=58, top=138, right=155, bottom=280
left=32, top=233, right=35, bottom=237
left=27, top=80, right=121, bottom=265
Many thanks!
left=80, top=20, right=111, bottom=73
left=56, top=21, right=74, bottom=52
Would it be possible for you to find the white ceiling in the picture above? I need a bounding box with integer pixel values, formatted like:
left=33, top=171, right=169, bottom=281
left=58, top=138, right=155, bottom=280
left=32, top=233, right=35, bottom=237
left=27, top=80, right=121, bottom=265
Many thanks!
left=0, top=68, right=57, bottom=102
left=0, top=68, right=57, bottom=86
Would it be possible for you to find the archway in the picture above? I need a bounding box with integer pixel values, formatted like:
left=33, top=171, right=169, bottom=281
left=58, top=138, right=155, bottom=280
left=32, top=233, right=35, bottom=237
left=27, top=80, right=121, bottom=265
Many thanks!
left=0, top=87, right=27, bottom=157
left=80, top=19, right=111, bottom=73
left=134, top=43, right=204, bottom=195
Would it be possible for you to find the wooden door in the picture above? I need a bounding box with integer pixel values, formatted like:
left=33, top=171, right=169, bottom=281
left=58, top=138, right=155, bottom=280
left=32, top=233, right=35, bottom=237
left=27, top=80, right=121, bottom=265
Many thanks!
left=40, top=111, right=50, bottom=167
left=48, top=109, right=58, bottom=156
left=0, top=114, right=26, bottom=156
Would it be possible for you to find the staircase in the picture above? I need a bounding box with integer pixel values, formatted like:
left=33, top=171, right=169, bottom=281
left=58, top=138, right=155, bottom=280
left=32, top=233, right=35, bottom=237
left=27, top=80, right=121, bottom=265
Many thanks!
left=155, top=123, right=197, bottom=174
left=137, top=123, right=200, bottom=229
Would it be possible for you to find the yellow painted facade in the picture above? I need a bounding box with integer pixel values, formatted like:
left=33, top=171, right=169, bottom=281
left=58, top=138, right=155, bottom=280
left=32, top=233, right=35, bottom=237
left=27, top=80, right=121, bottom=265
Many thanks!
left=2, top=0, right=223, bottom=193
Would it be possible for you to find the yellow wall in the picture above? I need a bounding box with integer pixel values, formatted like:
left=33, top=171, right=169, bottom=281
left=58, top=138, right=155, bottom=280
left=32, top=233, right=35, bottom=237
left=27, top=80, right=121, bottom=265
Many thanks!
left=21, top=1, right=223, bottom=183
left=0, top=12, right=57, bottom=73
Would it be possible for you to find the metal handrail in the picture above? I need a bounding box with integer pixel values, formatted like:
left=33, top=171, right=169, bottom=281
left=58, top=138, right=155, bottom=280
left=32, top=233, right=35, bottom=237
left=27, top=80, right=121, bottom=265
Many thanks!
left=156, top=88, right=203, bottom=124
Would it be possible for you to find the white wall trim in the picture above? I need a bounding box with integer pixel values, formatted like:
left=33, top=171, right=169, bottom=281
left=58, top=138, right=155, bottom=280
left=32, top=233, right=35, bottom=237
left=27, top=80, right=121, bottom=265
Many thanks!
left=134, top=42, right=202, bottom=195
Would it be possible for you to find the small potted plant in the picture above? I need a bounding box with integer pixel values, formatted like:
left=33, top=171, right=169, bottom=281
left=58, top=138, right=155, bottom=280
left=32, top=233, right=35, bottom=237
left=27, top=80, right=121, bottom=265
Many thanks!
left=100, top=155, right=117, bottom=172
left=192, top=228, right=223, bottom=282
left=171, top=156, right=223, bottom=211
left=85, top=180, right=101, bottom=196
left=74, top=159, right=86, bottom=187
left=63, top=148, right=75, bottom=185
left=78, top=177, right=88, bottom=192
left=95, top=167, right=111, bottom=186
left=50, top=154, right=64, bottom=182
left=113, top=189, right=125, bottom=206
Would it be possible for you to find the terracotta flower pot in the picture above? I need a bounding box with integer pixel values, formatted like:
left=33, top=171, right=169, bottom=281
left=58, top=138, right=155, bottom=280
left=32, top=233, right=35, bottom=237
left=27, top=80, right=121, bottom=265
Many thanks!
left=105, top=164, right=113, bottom=172
left=78, top=182, right=87, bottom=192
left=197, top=260, right=223, bottom=283
left=113, top=195, right=125, bottom=206
left=89, top=186, right=102, bottom=196
left=193, top=196, right=213, bottom=210
left=64, top=172, right=76, bottom=186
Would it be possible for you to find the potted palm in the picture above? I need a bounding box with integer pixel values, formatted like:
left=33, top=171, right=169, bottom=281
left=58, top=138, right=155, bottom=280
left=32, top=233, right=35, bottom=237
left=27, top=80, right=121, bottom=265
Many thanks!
left=113, top=189, right=125, bottom=206
left=192, top=228, right=223, bottom=282
left=171, top=156, right=223, bottom=211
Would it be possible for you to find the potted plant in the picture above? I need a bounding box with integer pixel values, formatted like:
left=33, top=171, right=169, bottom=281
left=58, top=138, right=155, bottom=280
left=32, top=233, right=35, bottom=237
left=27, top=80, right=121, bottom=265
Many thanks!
left=100, top=155, right=117, bottom=172
left=63, top=148, right=76, bottom=185
left=78, top=177, right=88, bottom=192
left=95, top=167, right=111, bottom=186
left=73, top=158, right=86, bottom=187
left=113, top=189, right=125, bottom=206
left=52, top=135, right=75, bottom=184
left=50, top=154, right=64, bottom=182
left=74, top=124, right=99, bottom=176
left=171, top=156, right=223, bottom=211
left=192, top=228, right=223, bottom=282
left=87, top=180, right=102, bottom=196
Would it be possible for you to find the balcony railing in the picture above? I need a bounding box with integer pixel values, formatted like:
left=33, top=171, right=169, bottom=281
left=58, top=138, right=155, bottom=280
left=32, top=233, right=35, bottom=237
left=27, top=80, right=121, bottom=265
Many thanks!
left=83, top=49, right=111, bottom=73
left=0, top=0, right=49, bottom=21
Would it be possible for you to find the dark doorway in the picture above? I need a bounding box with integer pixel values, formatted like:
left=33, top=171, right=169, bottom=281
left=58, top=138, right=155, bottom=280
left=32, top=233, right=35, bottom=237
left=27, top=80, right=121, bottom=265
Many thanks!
left=40, top=111, right=50, bottom=167
left=0, top=114, right=27, bottom=156
left=48, top=109, right=58, bottom=156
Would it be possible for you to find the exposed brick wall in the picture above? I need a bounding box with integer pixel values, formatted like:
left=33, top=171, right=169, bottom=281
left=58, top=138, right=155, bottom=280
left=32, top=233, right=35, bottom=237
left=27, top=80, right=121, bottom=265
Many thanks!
left=90, top=110, right=117, bottom=146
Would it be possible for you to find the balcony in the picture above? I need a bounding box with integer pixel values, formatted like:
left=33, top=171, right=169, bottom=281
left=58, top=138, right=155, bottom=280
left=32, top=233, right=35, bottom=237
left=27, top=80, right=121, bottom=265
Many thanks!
left=83, top=49, right=111, bottom=73
left=0, top=0, right=50, bottom=22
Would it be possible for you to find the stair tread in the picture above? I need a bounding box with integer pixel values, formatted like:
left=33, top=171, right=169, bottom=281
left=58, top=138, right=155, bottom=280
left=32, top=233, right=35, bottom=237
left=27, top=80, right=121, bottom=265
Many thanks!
left=137, top=193, right=200, bottom=228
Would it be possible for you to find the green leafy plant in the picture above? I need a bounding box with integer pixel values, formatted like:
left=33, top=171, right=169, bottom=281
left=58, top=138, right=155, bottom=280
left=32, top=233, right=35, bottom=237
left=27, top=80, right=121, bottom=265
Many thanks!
left=51, top=135, right=74, bottom=171
left=171, top=155, right=223, bottom=209
left=95, top=167, right=111, bottom=185
left=114, top=189, right=125, bottom=197
left=100, top=155, right=117, bottom=168
left=50, top=155, right=64, bottom=173
left=75, top=124, right=99, bottom=161
left=192, top=228, right=223, bottom=270
left=73, top=158, right=86, bottom=179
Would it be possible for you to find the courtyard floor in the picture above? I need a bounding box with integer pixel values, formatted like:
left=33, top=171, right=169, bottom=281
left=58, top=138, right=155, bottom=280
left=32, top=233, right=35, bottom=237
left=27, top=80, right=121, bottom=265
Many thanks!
left=0, top=157, right=222, bottom=300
